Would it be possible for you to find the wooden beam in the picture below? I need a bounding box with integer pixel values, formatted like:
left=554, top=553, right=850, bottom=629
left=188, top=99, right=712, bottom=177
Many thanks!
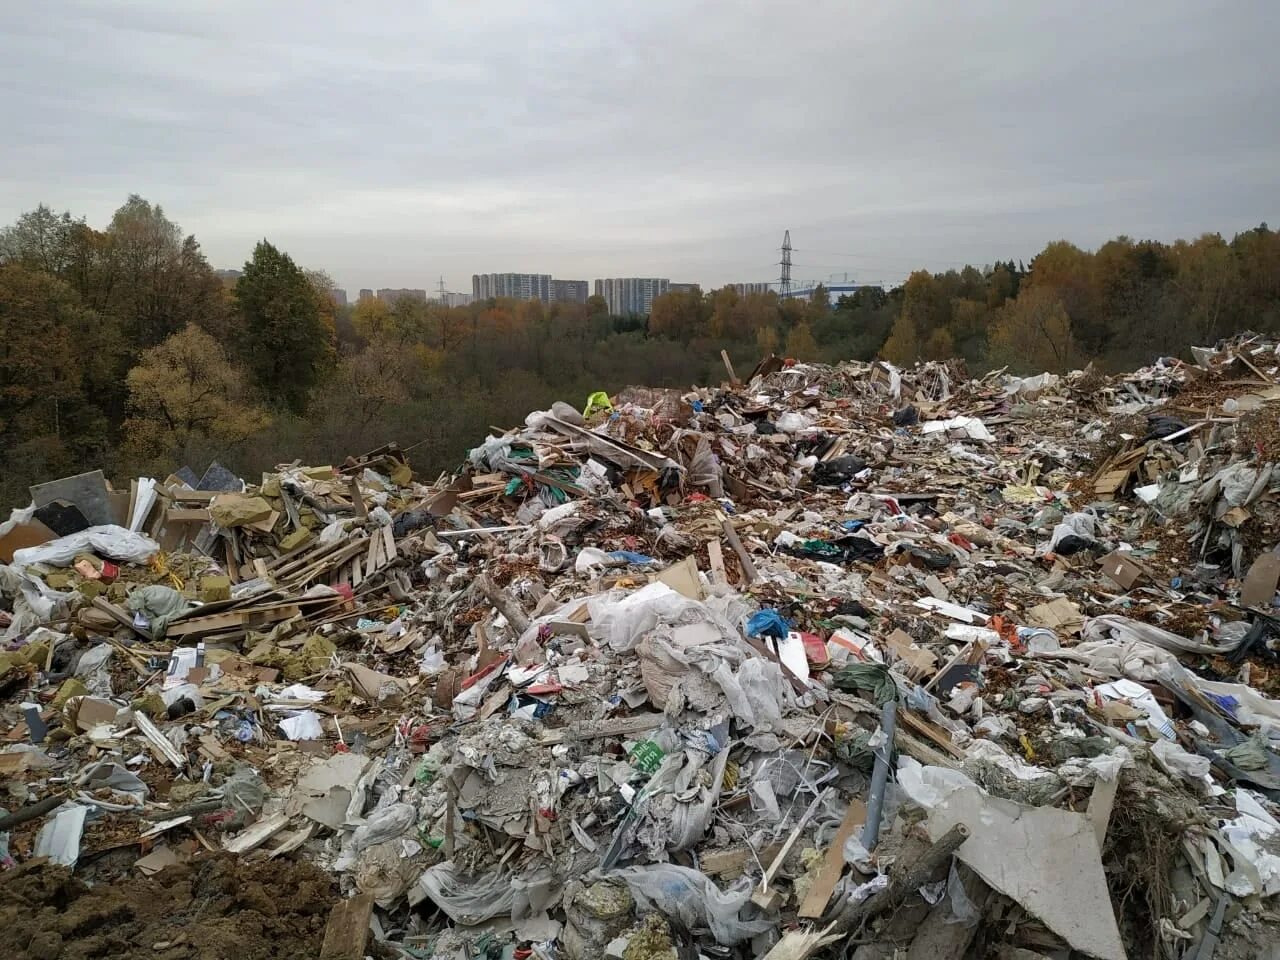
left=721, top=349, right=740, bottom=386
left=798, top=800, right=866, bottom=919
left=319, top=892, right=374, bottom=960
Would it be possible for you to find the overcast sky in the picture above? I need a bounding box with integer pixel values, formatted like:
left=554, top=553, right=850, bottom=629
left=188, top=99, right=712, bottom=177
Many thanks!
left=1, top=1, right=1275, bottom=294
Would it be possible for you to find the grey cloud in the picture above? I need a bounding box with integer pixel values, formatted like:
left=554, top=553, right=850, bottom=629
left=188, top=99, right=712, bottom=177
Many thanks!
left=0, top=0, right=1275, bottom=293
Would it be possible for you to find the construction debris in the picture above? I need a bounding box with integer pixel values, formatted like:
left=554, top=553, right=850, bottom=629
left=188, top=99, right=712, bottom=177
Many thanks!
left=4, top=338, right=1280, bottom=959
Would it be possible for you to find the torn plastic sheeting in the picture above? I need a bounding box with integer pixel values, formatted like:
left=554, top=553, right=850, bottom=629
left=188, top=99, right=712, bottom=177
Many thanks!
left=34, top=803, right=88, bottom=867
left=610, top=863, right=774, bottom=946
left=1219, top=790, right=1280, bottom=897
left=538, top=415, right=682, bottom=475
left=278, top=711, right=324, bottom=740
left=899, top=757, right=1126, bottom=960
left=1095, top=678, right=1177, bottom=740
left=1082, top=614, right=1241, bottom=655
left=1047, top=512, right=1097, bottom=552
left=11, top=525, right=159, bottom=571
left=713, top=657, right=787, bottom=731
left=413, top=861, right=517, bottom=924
left=920, top=416, right=995, bottom=442
left=587, top=582, right=740, bottom=652
left=1035, top=637, right=1182, bottom=682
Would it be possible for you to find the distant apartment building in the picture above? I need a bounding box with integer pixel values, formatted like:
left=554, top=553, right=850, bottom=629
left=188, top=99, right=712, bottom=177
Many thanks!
left=731, top=282, right=771, bottom=296
left=214, top=268, right=242, bottom=287
left=668, top=282, right=700, bottom=294
left=593, top=278, right=670, bottom=316
left=552, top=279, right=589, bottom=304
left=472, top=273, right=553, bottom=303
left=436, top=292, right=474, bottom=308
left=358, top=289, right=374, bottom=301
left=377, top=288, right=428, bottom=304
left=330, top=288, right=348, bottom=307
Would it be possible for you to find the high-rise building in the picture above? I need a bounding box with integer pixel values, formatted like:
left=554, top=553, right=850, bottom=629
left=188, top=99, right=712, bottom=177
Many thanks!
left=436, top=292, right=473, bottom=308
left=593, top=278, right=670, bottom=316
left=377, top=288, right=428, bottom=304
left=330, top=288, right=348, bottom=307
left=472, top=273, right=552, bottom=303
left=358, top=289, right=374, bottom=301
left=552, top=279, right=589, bottom=304
left=731, top=282, right=771, bottom=296
left=668, top=282, right=700, bottom=294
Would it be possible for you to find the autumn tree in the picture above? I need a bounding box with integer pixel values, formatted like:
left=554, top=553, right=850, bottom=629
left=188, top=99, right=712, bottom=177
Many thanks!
left=0, top=265, right=110, bottom=501
left=122, top=325, right=269, bottom=474
left=235, top=241, right=335, bottom=413
left=988, top=287, right=1081, bottom=374
left=320, top=337, right=415, bottom=431
left=755, top=325, right=780, bottom=357
left=649, top=289, right=705, bottom=342
left=0, top=205, right=82, bottom=274
left=880, top=312, right=920, bottom=366
left=104, top=196, right=227, bottom=348
left=785, top=323, right=819, bottom=361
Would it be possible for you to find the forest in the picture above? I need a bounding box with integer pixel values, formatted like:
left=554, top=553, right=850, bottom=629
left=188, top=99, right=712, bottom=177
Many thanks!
left=2, top=195, right=1278, bottom=507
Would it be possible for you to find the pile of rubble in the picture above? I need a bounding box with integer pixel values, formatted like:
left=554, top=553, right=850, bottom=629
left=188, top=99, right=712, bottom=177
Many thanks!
left=3, top=338, right=1280, bottom=960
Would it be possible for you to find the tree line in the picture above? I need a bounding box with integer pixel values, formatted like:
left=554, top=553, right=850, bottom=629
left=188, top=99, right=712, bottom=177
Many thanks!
left=1, top=196, right=1277, bottom=507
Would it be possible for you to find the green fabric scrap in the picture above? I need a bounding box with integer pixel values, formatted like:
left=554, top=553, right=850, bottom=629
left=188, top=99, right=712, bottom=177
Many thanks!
left=831, top=661, right=897, bottom=706
left=1224, top=732, right=1272, bottom=771
left=125, top=584, right=192, bottom=639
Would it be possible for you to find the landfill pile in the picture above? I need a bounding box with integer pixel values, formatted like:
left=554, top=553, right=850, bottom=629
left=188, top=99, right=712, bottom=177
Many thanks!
left=3, top=339, right=1280, bottom=960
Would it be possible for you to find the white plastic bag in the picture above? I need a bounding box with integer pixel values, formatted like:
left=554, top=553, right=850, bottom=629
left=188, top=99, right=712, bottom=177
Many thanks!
left=12, top=525, right=159, bottom=569
left=413, top=861, right=516, bottom=924
left=611, top=864, right=772, bottom=945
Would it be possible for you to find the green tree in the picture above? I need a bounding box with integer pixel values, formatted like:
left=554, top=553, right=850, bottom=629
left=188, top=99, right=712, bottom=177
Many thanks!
left=235, top=241, right=335, bottom=413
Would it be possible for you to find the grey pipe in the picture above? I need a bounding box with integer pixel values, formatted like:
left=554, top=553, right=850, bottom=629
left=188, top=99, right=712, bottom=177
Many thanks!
left=859, top=698, right=898, bottom=851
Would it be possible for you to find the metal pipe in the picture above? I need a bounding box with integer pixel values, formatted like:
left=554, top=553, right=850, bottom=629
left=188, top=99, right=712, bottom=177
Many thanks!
left=859, top=698, right=898, bottom=851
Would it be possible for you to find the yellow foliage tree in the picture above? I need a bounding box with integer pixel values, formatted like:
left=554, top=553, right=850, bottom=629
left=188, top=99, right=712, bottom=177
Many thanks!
left=988, top=288, right=1081, bottom=374
left=785, top=322, right=819, bottom=361
left=755, top=325, right=780, bottom=357
left=122, top=324, right=269, bottom=472
left=880, top=312, right=920, bottom=366
left=922, top=326, right=955, bottom=361
left=322, top=336, right=419, bottom=430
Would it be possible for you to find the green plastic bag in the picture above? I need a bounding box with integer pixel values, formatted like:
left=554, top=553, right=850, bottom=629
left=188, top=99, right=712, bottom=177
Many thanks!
left=583, top=391, right=613, bottom=417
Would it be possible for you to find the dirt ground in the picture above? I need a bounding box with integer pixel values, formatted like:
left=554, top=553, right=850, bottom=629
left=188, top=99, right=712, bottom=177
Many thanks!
left=0, top=854, right=338, bottom=960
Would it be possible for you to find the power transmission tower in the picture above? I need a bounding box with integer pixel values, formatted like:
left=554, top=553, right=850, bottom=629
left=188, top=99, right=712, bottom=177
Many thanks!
left=436, top=276, right=447, bottom=303
left=779, top=230, right=793, bottom=299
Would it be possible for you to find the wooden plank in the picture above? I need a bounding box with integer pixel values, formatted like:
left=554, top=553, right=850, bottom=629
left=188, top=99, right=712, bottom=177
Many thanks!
left=364, top=531, right=380, bottom=573
left=319, top=892, right=374, bottom=960
left=707, top=538, right=727, bottom=586
left=798, top=800, right=866, bottom=918
left=898, top=709, right=965, bottom=759
left=169, top=489, right=219, bottom=502
left=721, top=517, right=759, bottom=584
left=91, top=596, right=153, bottom=641
left=166, top=604, right=300, bottom=637
left=351, top=556, right=364, bottom=588
left=721, top=349, right=740, bottom=386
left=381, top=524, right=396, bottom=562
left=347, top=476, right=368, bottom=520
left=166, top=508, right=211, bottom=523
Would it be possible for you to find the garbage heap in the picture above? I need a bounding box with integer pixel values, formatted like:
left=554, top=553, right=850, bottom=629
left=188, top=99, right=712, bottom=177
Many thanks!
left=3, top=340, right=1280, bottom=960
